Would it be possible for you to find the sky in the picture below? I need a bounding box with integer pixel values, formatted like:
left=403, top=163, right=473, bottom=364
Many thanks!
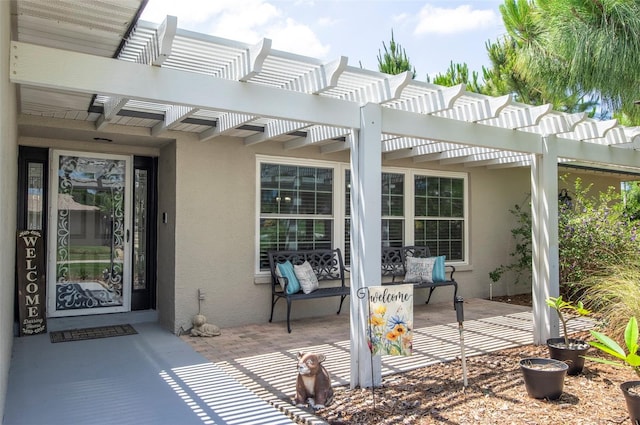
left=139, top=0, right=508, bottom=81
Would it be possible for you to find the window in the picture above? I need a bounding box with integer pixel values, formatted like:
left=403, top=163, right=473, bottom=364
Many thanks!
left=258, top=162, right=334, bottom=270
left=257, top=157, right=468, bottom=272
left=345, top=171, right=405, bottom=264
left=414, top=175, right=465, bottom=261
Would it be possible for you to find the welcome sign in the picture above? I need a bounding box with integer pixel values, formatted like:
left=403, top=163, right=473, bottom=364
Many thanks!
left=366, top=285, right=414, bottom=356
left=16, top=230, right=47, bottom=336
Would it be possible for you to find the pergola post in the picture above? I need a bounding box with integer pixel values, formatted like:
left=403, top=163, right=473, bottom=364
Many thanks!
left=349, top=103, right=382, bottom=388
left=530, top=135, right=560, bottom=344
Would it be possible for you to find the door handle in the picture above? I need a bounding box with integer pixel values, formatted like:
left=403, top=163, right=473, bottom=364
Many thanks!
left=126, top=229, right=130, bottom=242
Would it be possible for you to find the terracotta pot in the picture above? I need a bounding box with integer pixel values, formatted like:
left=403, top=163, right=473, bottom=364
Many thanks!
left=520, top=357, right=568, bottom=400
left=621, top=381, right=640, bottom=424
left=546, top=338, right=590, bottom=375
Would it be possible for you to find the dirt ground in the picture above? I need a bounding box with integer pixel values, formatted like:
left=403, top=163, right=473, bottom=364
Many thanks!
left=313, top=295, right=637, bottom=425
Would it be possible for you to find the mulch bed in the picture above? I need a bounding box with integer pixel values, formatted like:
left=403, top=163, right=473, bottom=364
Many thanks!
left=312, top=294, right=636, bottom=425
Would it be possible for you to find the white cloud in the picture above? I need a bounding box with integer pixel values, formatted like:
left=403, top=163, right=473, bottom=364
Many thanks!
left=414, top=4, right=498, bottom=35
left=140, top=0, right=329, bottom=58
left=267, top=18, right=331, bottom=57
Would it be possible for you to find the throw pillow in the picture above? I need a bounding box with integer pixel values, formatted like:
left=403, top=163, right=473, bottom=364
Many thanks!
left=404, top=256, right=436, bottom=283
left=294, top=261, right=320, bottom=294
left=432, top=255, right=446, bottom=283
left=277, top=261, right=301, bottom=294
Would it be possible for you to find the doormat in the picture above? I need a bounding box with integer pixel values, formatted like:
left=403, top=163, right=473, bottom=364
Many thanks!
left=49, top=324, right=137, bottom=343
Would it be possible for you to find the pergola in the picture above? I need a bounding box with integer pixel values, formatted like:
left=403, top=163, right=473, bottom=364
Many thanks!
left=9, top=3, right=640, bottom=387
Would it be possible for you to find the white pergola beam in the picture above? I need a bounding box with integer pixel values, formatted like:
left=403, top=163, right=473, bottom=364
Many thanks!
left=382, top=107, right=543, bottom=154
left=10, top=41, right=362, bottom=130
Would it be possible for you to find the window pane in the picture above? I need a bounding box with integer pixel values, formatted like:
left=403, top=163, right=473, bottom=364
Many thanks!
left=382, top=219, right=404, bottom=247
left=27, top=162, right=44, bottom=230
left=259, top=163, right=334, bottom=270
left=414, top=174, right=465, bottom=261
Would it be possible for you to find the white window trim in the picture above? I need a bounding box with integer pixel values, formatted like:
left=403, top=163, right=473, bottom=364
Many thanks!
left=255, top=155, right=345, bottom=274
left=255, top=156, right=469, bottom=275
left=408, top=168, right=469, bottom=266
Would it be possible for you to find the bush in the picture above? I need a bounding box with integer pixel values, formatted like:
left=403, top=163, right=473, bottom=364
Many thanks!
left=581, top=264, right=640, bottom=342
left=559, top=177, right=640, bottom=298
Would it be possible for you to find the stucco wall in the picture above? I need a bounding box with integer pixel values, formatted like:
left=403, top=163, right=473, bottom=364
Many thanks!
left=158, top=142, right=177, bottom=331
left=0, top=0, right=18, bottom=420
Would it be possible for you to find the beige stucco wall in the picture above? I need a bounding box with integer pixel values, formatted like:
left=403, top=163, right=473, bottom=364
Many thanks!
left=0, top=0, right=18, bottom=419
left=157, top=142, right=177, bottom=331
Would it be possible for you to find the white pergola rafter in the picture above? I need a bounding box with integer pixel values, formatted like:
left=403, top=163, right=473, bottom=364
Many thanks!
left=95, top=96, right=128, bottom=130
left=199, top=113, right=257, bottom=142
left=284, top=125, right=350, bottom=150
left=152, top=105, right=197, bottom=136
left=244, top=119, right=310, bottom=146
left=282, top=56, right=348, bottom=94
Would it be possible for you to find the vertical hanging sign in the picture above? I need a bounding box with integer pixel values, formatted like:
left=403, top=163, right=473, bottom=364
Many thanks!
left=16, top=230, right=47, bottom=336
left=367, top=285, right=414, bottom=356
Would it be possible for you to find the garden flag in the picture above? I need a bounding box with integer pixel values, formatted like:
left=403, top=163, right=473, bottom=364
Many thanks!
left=366, top=284, right=414, bottom=356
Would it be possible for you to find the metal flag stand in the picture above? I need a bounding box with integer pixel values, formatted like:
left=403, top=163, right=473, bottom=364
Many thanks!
left=356, top=286, right=378, bottom=410
left=455, top=296, right=468, bottom=387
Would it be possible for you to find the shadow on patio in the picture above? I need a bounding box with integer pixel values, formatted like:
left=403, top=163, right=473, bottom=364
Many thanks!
left=182, top=298, right=593, bottom=424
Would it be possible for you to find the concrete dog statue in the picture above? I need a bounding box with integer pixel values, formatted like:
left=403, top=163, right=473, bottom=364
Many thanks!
left=294, top=351, right=333, bottom=410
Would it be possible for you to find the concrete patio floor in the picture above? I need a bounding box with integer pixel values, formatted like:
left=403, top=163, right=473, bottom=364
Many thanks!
left=2, top=298, right=594, bottom=425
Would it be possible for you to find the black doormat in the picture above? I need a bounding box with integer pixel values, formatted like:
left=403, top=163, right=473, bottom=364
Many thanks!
left=49, top=324, right=137, bottom=343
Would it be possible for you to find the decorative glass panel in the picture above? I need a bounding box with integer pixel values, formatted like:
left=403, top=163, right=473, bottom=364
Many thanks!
left=54, top=155, right=126, bottom=310
left=133, top=169, right=148, bottom=291
left=27, top=163, right=44, bottom=230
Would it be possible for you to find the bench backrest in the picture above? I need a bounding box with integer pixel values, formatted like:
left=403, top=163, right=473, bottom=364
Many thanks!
left=381, top=245, right=434, bottom=277
left=268, top=248, right=346, bottom=286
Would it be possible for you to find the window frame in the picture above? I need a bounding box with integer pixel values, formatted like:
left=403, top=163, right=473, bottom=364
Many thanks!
left=255, top=156, right=469, bottom=274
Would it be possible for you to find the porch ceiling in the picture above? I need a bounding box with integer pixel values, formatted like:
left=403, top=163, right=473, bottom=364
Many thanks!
left=11, top=1, right=640, bottom=174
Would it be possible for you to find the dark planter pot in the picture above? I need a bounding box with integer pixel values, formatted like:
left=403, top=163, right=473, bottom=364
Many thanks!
left=621, top=381, right=640, bottom=425
left=546, top=338, right=590, bottom=375
left=520, top=357, right=568, bottom=400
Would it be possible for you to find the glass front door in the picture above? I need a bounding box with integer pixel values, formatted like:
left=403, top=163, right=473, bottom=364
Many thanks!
left=47, top=151, right=132, bottom=317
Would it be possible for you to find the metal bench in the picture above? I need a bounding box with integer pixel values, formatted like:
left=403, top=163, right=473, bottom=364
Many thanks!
left=268, top=248, right=349, bottom=333
left=381, top=245, right=458, bottom=307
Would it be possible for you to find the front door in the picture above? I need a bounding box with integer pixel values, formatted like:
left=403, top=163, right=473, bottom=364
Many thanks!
left=47, top=150, right=132, bottom=317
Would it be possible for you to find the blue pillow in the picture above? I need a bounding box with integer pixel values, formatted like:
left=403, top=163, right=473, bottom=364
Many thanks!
left=278, top=261, right=301, bottom=294
left=432, top=256, right=446, bottom=282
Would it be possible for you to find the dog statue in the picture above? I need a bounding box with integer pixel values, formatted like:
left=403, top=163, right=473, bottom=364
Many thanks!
left=190, top=314, right=221, bottom=337
left=294, top=352, right=333, bottom=410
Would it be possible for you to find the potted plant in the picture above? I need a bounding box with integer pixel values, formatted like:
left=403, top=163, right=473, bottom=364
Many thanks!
left=586, top=316, right=640, bottom=424
left=545, top=296, right=591, bottom=375
left=519, top=357, right=569, bottom=400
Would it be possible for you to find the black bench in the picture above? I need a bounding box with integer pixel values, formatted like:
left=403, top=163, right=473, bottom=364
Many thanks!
left=381, top=245, right=458, bottom=307
left=268, top=248, right=349, bottom=333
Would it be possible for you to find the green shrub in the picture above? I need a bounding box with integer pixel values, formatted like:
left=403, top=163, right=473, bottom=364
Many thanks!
left=559, top=177, right=640, bottom=298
